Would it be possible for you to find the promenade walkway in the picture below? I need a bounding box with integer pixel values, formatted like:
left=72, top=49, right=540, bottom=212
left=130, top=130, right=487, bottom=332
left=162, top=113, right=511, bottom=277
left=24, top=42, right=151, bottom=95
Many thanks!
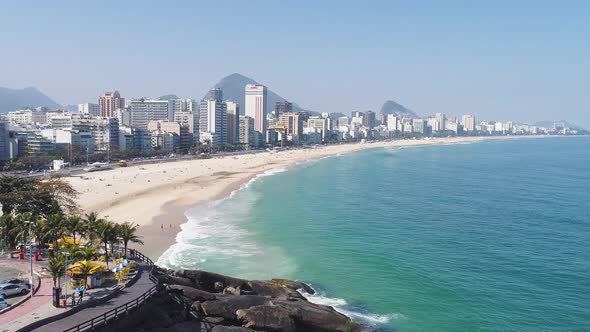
left=0, top=260, right=54, bottom=327
left=28, top=262, right=155, bottom=332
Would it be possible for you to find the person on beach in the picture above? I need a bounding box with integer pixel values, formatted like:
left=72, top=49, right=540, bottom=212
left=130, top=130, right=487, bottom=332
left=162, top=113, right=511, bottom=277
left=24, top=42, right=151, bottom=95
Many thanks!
left=161, top=224, right=164, bottom=230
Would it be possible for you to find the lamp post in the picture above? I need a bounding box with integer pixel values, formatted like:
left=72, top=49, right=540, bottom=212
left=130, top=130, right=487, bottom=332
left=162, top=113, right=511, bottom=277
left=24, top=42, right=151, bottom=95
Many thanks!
left=24, top=220, right=35, bottom=298
left=61, top=250, right=70, bottom=303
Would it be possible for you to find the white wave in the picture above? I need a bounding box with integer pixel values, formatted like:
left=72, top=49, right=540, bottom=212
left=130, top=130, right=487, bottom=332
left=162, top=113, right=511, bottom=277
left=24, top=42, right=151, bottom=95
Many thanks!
left=298, top=287, right=403, bottom=328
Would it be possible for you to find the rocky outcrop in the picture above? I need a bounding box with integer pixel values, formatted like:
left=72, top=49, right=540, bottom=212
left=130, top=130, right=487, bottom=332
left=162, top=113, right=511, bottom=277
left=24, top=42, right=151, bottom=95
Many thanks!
left=153, top=267, right=363, bottom=332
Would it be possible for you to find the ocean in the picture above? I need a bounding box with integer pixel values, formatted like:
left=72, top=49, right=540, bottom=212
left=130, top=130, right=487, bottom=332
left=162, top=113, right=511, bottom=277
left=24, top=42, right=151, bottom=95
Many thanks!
left=158, top=137, right=590, bottom=331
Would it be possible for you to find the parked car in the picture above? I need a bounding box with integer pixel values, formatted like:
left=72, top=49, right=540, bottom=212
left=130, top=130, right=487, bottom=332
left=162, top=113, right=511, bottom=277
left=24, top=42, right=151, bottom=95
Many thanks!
left=0, top=284, right=29, bottom=297
left=0, top=279, right=30, bottom=289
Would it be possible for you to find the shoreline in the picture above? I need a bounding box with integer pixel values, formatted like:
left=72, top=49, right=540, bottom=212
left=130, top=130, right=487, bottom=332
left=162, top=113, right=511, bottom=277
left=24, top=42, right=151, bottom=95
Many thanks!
left=66, top=135, right=564, bottom=260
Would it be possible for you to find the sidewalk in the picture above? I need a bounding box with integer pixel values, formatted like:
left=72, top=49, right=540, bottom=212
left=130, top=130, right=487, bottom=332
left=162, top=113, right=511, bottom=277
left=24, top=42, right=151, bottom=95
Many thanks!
left=29, top=263, right=154, bottom=332
left=0, top=259, right=54, bottom=327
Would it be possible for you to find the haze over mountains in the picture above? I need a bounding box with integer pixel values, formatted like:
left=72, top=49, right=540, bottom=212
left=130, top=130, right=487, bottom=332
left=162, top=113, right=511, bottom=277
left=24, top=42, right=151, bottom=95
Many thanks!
left=0, top=75, right=583, bottom=129
left=0, top=86, right=61, bottom=111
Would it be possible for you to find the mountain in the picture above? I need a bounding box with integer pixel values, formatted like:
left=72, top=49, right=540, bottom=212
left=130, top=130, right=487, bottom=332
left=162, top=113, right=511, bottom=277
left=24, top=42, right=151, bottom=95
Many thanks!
left=159, top=94, right=180, bottom=100
left=380, top=100, right=418, bottom=118
left=202, top=73, right=309, bottom=115
left=532, top=120, right=586, bottom=130
left=0, top=87, right=61, bottom=112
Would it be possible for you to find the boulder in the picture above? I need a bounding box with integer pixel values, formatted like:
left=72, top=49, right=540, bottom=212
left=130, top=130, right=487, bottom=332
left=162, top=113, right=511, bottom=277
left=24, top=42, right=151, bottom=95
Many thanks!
left=237, top=305, right=296, bottom=332
left=274, top=299, right=362, bottom=332
left=211, top=326, right=258, bottom=332
left=201, top=295, right=270, bottom=320
left=167, top=284, right=216, bottom=302
left=223, top=286, right=241, bottom=296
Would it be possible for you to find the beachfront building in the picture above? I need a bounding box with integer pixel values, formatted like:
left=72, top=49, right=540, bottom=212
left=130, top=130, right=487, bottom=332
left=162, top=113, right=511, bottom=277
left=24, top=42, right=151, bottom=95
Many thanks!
left=461, top=114, right=475, bottom=133
left=99, top=91, right=125, bottom=118
left=245, top=84, right=267, bottom=145
left=226, top=100, right=240, bottom=145
left=129, top=98, right=173, bottom=129
left=239, top=115, right=256, bottom=146
left=199, top=90, right=228, bottom=146
left=174, top=111, right=199, bottom=146
left=277, top=112, right=303, bottom=143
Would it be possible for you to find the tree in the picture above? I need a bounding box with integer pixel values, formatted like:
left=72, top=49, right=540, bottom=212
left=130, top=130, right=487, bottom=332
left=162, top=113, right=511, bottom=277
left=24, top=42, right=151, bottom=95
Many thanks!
left=83, top=212, right=104, bottom=246
left=0, top=175, right=78, bottom=217
left=39, top=213, right=66, bottom=252
left=74, top=246, right=98, bottom=261
left=0, top=214, right=20, bottom=257
left=47, top=254, right=66, bottom=288
left=97, top=220, right=117, bottom=268
left=68, top=260, right=103, bottom=288
left=118, top=222, right=144, bottom=258
left=64, top=215, right=85, bottom=245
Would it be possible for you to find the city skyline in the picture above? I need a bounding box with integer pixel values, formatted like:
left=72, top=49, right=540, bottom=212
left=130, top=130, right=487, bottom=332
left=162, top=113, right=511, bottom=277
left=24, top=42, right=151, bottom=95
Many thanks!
left=0, top=1, right=589, bottom=128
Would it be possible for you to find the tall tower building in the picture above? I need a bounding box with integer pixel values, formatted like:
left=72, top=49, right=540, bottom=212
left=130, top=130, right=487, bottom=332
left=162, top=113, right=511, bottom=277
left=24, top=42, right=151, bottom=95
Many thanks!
left=275, top=101, right=292, bottom=118
left=98, top=91, right=125, bottom=118
left=226, top=100, right=240, bottom=145
left=435, top=112, right=446, bottom=131
left=199, top=90, right=227, bottom=146
left=239, top=116, right=255, bottom=146
left=245, top=84, right=267, bottom=141
left=129, top=99, right=172, bottom=129
left=278, top=112, right=303, bottom=143
left=461, top=114, right=475, bottom=132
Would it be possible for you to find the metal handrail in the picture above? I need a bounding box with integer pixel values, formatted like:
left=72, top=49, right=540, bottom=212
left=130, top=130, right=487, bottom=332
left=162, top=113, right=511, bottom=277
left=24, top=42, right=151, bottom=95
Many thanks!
left=63, top=248, right=158, bottom=332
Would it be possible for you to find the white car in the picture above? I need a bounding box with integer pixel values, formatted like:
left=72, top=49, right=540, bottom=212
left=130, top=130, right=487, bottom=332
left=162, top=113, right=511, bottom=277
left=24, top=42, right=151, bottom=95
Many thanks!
left=0, top=284, right=29, bottom=297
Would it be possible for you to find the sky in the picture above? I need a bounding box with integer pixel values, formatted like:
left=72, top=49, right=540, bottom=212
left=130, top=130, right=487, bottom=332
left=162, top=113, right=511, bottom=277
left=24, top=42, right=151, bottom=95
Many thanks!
left=0, top=0, right=589, bottom=127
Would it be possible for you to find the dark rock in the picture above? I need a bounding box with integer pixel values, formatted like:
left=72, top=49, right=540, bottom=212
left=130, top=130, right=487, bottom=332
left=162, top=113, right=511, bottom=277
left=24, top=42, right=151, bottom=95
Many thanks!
left=167, top=284, right=217, bottom=302
left=223, top=286, right=241, bottom=296
left=274, top=299, right=361, bottom=332
left=201, top=295, right=270, bottom=320
left=211, top=326, right=258, bottom=332
left=237, top=305, right=296, bottom=332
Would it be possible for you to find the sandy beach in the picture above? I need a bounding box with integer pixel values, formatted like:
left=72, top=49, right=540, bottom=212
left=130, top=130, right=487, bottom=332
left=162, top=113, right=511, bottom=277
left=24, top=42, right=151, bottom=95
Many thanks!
left=66, top=136, right=544, bottom=260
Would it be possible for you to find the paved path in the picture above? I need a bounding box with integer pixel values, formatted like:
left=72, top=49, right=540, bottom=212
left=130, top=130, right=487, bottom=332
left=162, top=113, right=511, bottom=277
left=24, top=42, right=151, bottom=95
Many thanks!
left=0, top=260, right=54, bottom=326
left=29, top=263, right=155, bottom=332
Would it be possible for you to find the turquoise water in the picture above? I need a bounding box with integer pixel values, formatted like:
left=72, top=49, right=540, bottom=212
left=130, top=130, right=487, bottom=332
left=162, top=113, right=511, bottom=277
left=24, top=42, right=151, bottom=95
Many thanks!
left=159, top=137, right=590, bottom=331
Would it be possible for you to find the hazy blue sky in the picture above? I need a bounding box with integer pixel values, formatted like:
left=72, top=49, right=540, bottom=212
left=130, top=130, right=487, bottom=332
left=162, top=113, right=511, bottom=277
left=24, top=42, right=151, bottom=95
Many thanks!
left=1, top=0, right=588, bottom=126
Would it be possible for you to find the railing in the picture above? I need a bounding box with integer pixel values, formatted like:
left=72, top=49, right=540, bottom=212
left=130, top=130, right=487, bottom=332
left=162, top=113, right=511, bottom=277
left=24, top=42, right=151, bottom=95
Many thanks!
left=63, top=248, right=159, bottom=332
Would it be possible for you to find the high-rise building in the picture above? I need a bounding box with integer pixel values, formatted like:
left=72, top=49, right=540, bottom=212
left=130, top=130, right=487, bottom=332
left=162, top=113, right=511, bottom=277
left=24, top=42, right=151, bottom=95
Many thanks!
left=99, top=91, right=125, bottom=117
left=461, top=114, right=475, bottom=132
left=78, top=103, right=99, bottom=116
left=387, top=115, right=398, bottom=132
left=351, top=111, right=364, bottom=118
left=226, top=100, right=240, bottom=145
left=412, top=119, right=426, bottom=134
left=245, top=84, right=267, bottom=141
left=308, top=116, right=329, bottom=142
left=174, top=111, right=198, bottom=146
left=147, top=120, right=190, bottom=151
left=275, top=101, right=292, bottom=118
left=239, top=116, right=255, bottom=146
left=129, top=99, right=173, bottom=129
left=362, top=111, right=376, bottom=129
left=169, top=99, right=196, bottom=113
left=278, top=112, right=303, bottom=143
left=434, top=112, right=446, bottom=131
left=337, top=116, right=349, bottom=127
left=0, top=120, right=10, bottom=161
left=199, top=90, right=227, bottom=146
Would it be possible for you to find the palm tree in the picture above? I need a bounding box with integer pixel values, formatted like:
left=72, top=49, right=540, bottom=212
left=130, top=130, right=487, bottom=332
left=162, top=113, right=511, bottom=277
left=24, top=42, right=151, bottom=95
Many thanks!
left=47, top=253, right=66, bottom=288
left=97, top=220, right=117, bottom=268
left=74, top=246, right=98, bottom=261
left=68, top=260, right=103, bottom=288
left=40, top=213, right=66, bottom=252
left=83, top=212, right=104, bottom=246
left=117, top=222, right=144, bottom=258
left=64, top=215, right=85, bottom=245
